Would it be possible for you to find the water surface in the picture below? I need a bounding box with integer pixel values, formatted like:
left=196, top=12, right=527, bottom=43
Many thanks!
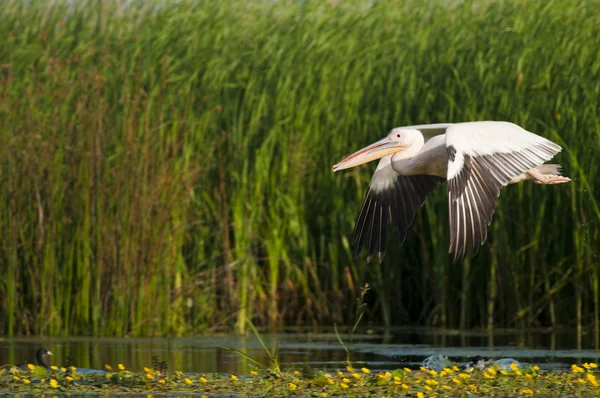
left=1, top=327, right=598, bottom=374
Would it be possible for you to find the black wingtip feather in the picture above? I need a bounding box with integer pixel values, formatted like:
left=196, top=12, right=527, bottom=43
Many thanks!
left=352, top=175, right=443, bottom=263
left=447, top=142, right=556, bottom=262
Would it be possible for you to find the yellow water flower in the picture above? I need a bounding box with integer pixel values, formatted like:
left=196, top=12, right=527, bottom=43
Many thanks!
left=510, top=363, right=520, bottom=371
left=590, top=363, right=598, bottom=369
left=428, top=369, right=437, bottom=376
left=584, top=363, right=592, bottom=370
left=452, top=366, right=459, bottom=371
left=417, top=392, right=424, bottom=398
left=41, top=379, right=45, bottom=383
left=500, top=370, right=509, bottom=375
left=578, top=378, right=586, bottom=384
left=105, top=364, right=113, bottom=371
left=443, top=367, right=453, bottom=374
left=401, top=383, right=409, bottom=389
left=572, top=364, right=585, bottom=373
left=50, top=379, right=58, bottom=388
left=346, top=365, right=354, bottom=373
left=587, top=373, right=598, bottom=387
left=69, top=366, right=77, bottom=372
left=361, top=367, right=370, bottom=374
left=61, top=367, right=67, bottom=373
left=515, top=370, right=523, bottom=376
left=230, top=374, right=238, bottom=381
left=144, top=367, right=153, bottom=373
left=288, top=382, right=297, bottom=391
left=420, top=366, right=426, bottom=371
left=521, top=388, right=534, bottom=395
left=342, top=377, right=350, bottom=383
left=439, top=370, right=447, bottom=377
left=23, top=379, right=31, bottom=384
left=250, top=370, right=258, bottom=376
left=532, top=365, right=540, bottom=371
left=66, top=376, right=74, bottom=382
left=337, top=370, right=343, bottom=377
left=484, top=373, right=493, bottom=379
left=294, top=370, right=300, bottom=375
left=321, top=393, right=327, bottom=398
left=404, top=367, right=412, bottom=373
left=51, top=366, right=58, bottom=371
left=13, top=376, right=20, bottom=381
left=458, top=373, right=470, bottom=379
left=525, top=374, right=533, bottom=379
left=118, top=364, right=125, bottom=371
left=452, top=378, right=461, bottom=384
left=200, top=377, right=207, bottom=383
left=158, top=379, right=165, bottom=385
left=393, top=376, right=401, bottom=382
left=27, top=364, right=35, bottom=371
left=468, top=384, right=478, bottom=392
left=146, top=373, right=153, bottom=380
left=327, top=379, right=335, bottom=385
left=424, top=385, right=432, bottom=391
left=426, top=379, right=438, bottom=386
left=442, top=385, right=451, bottom=390
left=487, top=367, right=497, bottom=375
left=352, top=373, right=361, bottom=379
left=340, top=383, right=349, bottom=389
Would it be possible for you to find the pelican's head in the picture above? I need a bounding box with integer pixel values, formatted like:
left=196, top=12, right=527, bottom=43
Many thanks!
left=332, top=128, right=420, bottom=172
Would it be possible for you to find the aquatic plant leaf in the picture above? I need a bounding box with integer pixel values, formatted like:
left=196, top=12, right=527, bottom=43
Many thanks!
left=392, top=369, right=406, bottom=379
left=313, top=371, right=330, bottom=387
left=31, top=366, right=48, bottom=377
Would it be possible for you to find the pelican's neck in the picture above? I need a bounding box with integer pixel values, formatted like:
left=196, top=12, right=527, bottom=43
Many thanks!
left=390, top=134, right=425, bottom=175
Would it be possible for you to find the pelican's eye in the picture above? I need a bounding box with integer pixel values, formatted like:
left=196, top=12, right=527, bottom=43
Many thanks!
left=396, top=133, right=401, bottom=138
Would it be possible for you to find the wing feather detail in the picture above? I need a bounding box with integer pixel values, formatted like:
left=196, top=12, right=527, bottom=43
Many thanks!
left=352, top=168, right=444, bottom=263
left=446, top=122, right=562, bottom=262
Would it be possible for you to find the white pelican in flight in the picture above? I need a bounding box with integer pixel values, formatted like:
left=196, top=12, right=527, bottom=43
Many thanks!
left=332, top=121, right=570, bottom=262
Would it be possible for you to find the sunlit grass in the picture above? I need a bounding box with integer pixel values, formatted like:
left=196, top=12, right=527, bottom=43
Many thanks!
left=0, top=0, right=598, bottom=336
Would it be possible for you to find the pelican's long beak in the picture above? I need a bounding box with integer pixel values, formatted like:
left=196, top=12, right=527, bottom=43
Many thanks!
left=332, top=137, right=405, bottom=172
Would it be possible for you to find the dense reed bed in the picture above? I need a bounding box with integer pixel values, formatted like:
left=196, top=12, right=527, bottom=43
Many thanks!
left=0, top=0, right=599, bottom=336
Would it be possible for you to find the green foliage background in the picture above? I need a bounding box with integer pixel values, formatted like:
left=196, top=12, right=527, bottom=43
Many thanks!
left=0, top=0, right=598, bottom=336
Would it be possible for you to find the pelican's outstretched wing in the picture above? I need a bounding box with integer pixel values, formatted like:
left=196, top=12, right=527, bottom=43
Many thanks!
left=352, top=155, right=444, bottom=263
left=445, top=121, right=562, bottom=262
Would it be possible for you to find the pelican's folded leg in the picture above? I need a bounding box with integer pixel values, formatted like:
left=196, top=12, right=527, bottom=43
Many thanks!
left=527, top=167, right=571, bottom=184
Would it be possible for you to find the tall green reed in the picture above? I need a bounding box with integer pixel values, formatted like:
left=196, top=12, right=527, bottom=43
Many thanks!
left=0, top=0, right=598, bottom=336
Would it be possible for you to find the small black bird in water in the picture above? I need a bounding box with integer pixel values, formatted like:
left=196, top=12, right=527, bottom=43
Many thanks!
left=17, top=347, right=53, bottom=371
left=462, top=355, right=487, bottom=372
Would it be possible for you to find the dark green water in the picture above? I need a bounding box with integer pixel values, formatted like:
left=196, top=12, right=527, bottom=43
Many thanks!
left=2, top=327, right=599, bottom=375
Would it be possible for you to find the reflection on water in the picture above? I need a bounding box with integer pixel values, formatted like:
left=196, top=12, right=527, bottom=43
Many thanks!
left=1, top=327, right=599, bottom=374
